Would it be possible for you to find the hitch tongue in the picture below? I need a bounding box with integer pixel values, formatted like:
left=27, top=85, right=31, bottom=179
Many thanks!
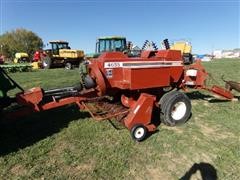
left=208, top=85, right=234, bottom=100
left=183, top=60, right=235, bottom=100
left=43, top=84, right=83, bottom=100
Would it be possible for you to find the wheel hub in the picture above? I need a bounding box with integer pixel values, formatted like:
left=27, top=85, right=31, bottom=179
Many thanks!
left=134, top=127, right=145, bottom=139
left=171, top=101, right=187, bottom=121
left=43, top=61, right=48, bottom=67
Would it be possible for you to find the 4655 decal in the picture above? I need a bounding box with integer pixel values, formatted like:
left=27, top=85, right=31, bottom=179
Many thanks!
left=104, top=62, right=123, bottom=68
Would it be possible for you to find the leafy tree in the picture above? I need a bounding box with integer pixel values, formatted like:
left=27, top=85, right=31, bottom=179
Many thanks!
left=0, top=28, right=43, bottom=59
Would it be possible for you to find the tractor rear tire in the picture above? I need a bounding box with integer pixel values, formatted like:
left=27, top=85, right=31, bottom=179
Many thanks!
left=42, top=56, right=52, bottom=69
left=131, top=124, right=147, bottom=142
left=160, top=91, right=191, bottom=126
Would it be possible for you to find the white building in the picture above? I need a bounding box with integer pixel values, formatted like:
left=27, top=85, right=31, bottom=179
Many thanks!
left=213, top=49, right=240, bottom=59
left=213, top=50, right=223, bottom=59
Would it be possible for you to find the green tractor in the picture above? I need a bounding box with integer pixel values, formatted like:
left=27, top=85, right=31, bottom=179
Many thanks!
left=86, top=36, right=139, bottom=59
left=80, top=36, right=141, bottom=84
left=41, top=40, right=84, bottom=69
left=96, top=36, right=127, bottom=53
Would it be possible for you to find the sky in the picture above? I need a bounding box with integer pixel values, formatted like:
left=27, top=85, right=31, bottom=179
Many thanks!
left=0, top=0, right=239, bottom=54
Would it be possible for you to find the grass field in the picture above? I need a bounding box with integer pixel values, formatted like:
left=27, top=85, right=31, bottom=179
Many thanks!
left=1, top=59, right=240, bottom=179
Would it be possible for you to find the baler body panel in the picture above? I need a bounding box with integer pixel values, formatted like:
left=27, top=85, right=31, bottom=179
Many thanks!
left=91, top=50, right=184, bottom=90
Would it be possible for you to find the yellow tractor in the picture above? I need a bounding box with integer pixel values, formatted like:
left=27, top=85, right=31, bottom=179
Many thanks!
left=13, top=52, right=30, bottom=63
left=40, top=40, right=84, bottom=69
left=171, top=41, right=193, bottom=64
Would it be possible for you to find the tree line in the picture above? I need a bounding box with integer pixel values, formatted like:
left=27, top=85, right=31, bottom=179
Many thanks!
left=0, top=28, right=43, bottom=59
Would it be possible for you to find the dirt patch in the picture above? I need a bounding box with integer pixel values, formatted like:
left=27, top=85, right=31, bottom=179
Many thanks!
left=74, top=161, right=95, bottom=172
left=196, top=122, right=234, bottom=140
left=193, top=153, right=214, bottom=164
left=161, top=126, right=184, bottom=134
left=196, top=113, right=207, bottom=119
left=203, top=101, right=211, bottom=107
left=194, top=116, right=200, bottom=121
left=10, top=164, right=27, bottom=176
left=146, top=166, right=172, bottom=180
left=64, top=160, right=95, bottom=176
left=130, top=166, right=172, bottom=180
left=198, top=123, right=216, bottom=135
left=191, top=100, right=201, bottom=106
left=216, top=131, right=235, bottom=139
left=48, top=139, right=71, bottom=157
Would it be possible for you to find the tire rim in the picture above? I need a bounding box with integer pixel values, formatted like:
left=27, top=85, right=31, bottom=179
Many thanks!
left=43, top=61, right=48, bottom=67
left=65, top=64, right=71, bottom=70
left=171, top=101, right=187, bottom=121
left=134, top=127, right=145, bottom=139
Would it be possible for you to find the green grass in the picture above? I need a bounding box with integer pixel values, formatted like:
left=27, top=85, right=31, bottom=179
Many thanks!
left=1, top=59, right=240, bottom=179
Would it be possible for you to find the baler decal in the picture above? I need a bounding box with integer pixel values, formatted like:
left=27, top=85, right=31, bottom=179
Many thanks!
left=104, top=61, right=182, bottom=69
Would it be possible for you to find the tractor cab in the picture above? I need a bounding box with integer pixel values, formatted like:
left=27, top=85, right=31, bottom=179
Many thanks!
left=85, top=36, right=137, bottom=59
left=48, top=40, right=71, bottom=55
left=96, top=36, right=127, bottom=53
left=84, top=36, right=128, bottom=58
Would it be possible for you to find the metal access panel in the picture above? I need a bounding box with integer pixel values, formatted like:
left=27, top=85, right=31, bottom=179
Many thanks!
left=124, top=67, right=170, bottom=90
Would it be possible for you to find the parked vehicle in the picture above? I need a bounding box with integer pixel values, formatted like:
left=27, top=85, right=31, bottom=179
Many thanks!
left=34, top=40, right=84, bottom=69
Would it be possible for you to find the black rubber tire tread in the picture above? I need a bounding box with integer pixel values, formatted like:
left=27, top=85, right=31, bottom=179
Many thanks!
left=160, top=91, right=191, bottom=126
left=159, top=90, right=177, bottom=108
left=130, top=124, right=148, bottom=142
left=159, top=90, right=177, bottom=121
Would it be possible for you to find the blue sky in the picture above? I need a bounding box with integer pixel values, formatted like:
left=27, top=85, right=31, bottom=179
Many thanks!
left=0, top=0, right=239, bottom=54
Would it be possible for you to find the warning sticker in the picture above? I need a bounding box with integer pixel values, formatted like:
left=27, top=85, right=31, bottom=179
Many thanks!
left=106, top=69, right=113, bottom=78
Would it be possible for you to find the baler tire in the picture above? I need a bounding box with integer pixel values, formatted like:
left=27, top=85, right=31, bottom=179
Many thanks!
left=159, top=91, right=176, bottom=121
left=131, top=124, right=147, bottom=142
left=159, top=90, right=175, bottom=105
left=160, top=91, right=191, bottom=126
left=42, top=56, right=52, bottom=69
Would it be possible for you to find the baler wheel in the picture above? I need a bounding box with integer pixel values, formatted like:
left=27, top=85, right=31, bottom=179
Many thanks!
left=159, top=90, right=176, bottom=107
left=131, top=124, right=147, bottom=142
left=160, top=91, right=191, bottom=126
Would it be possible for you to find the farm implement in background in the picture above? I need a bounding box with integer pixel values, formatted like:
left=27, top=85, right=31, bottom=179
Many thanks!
left=0, top=53, right=33, bottom=73
left=33, top=40, right=84, bottom=70
left=0, top=49, right=238, bottom=141
left=85, top=36, right=141, bottom=59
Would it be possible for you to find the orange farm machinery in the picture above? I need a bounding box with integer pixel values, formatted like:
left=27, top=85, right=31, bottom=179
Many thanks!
left=0, top=49, right=236, bottom=141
